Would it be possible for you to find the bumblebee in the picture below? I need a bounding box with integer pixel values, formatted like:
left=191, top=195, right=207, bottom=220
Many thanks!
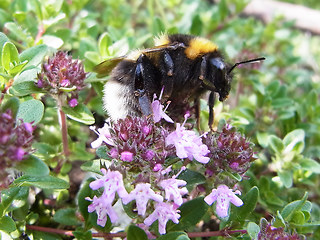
left=95, top=34, right=264, bottom=129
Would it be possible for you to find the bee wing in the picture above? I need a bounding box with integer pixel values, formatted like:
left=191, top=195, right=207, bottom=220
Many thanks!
left=94, top=56, right=126, bottom=78
left=94, top=42, right=185, bottom=78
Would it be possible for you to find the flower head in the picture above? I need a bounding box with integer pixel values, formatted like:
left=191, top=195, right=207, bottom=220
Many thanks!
left=0, top=109, right=34, bottom=189
left=159, top=178, right=188, bottom=206
left=89, top=169, right=128, bottom=200
left=257, top=219, right=301, bottom=240
left=86, top=195, right=118, bottom=226
left=151, top=89, right=174, bottom=123
left=204, top=184, right=243, bottom=218
left=91, top=116, right=175, bottom=170
left=204, top=124, right=256, bottom=175
left=144, top=202, right=180, bottom=235
left=166, top=115, right=210, bottom=164
left=122, top=183, right=163, bottom=216
left=36, top=51, right=87, bottom=106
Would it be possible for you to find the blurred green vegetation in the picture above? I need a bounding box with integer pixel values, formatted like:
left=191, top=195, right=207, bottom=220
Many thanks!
left=1, top=0, right=320, bottom=239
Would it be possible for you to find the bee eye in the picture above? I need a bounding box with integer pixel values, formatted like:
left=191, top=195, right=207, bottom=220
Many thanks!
left=210, top=58, right=226, bottom=70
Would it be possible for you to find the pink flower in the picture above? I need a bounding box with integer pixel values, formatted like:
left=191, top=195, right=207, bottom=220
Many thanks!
left=204, top=185, right=243, bottom=218
left=90, top=124, right=114, bottom=148
left=144, top=202, right=180, bottom=235
left=120, top=151, right=134, bottom=162
left=165, top=115, right=210, bottom=164
left=159, top=178, right=188, bottom=206
left=68, top=98, right=78, bottom=107
left=151, top=88, right=174, bottom=123
left=122, top=183, right=163, bottom=216
left=86, top=195, right=118, bottom=226
left=89, top=169, right=128, bottom=200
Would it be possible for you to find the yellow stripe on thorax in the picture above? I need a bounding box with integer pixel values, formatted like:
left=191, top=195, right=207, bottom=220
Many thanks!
left=185, top=37, right=218, bottom=59
left=154, top=34, right=170, bottom=46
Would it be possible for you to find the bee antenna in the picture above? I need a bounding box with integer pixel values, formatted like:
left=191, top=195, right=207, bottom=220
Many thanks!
left=228, top=57, right=266, bottom=74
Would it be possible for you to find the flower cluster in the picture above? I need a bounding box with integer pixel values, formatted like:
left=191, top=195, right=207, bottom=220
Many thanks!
left=204, top=125, right=255, bottom=175
left=257, top=219, right=301, bottom=240
left=36, top=51, right=87, bottom=107
left=91, top=116, right=175, bottom=172
left=88, top=94, right=254, bottom=235
left=0, top=109, right=34, bottom=189
left=86, top=168, right=187, bottom=234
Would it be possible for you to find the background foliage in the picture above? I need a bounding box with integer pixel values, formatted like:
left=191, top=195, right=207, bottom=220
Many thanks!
left=0, top=0, right=319, bottom=239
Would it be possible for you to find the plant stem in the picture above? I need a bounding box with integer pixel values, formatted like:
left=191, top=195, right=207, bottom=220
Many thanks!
left=56, top=96, right=70, bottom=172
left=26, top=225, right=247, bottom=238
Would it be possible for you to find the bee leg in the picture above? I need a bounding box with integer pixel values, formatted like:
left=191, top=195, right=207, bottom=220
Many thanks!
left=194, top=97, right=201, bottom=131
left=134, top=54, right=153, bottom=116
left=161, top=51, right=174, bottom=98
left=164, top=51, right=174, bottom=76
left=208, top=92, right=216, bottom=131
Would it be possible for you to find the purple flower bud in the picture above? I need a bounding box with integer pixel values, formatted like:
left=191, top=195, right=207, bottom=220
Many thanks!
left=60, top=78, right=71, bottom=87
left=23, top=122, right=33, bottom=134
left=120, top=151, right=134, bottom=162
left=144, top=150, right=155, bottom=161
left=153, top=163, right=163, bottom=172
left=15, top=147, right=25, bottom=161
left=110, top=148, right=118, bottom=158
left=68, top=98, right=78, bottom=108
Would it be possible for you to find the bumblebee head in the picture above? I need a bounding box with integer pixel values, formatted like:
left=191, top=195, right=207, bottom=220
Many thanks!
left=203, top=56, right=265, bottom=102
left=209, top=57, right=232, bottom=101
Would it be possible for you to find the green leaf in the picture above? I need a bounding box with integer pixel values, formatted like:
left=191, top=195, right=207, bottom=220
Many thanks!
left=72, top=230, right=92, bottom=240
left=152, top=17, right=165, bottom=35
left=126, top=225, right=148, bottom=240
left=15, top=155, right=49, bottom=176
left=9, top=81, right=44, bottom=96
left=268, top=135, right=284, bottom=154
left=233, top=186, right=259, bottom=222
left=16, top=99, right=44, bottom=124
left=98, top=32, right=112, bottom=56
left=53, top=208, right=79, bottom=226
left=96, top=145, right=109, bottom=159
left=291, top=211, right=306, bottom=225
left=0, top=97, right=19, bottom=118
left=247, top=222, right=260, bottom=240
left=300, top=158, right=320, bottom=173
left=8, top=60, right=28, bottom=75
left=0, top=216, right=16, bottom=233
left=81, top=160, right=106, bottom=175
left=177, top=169, right=206, bottom=191
left=190, top=14, right=202, bottom=36
left=157, top=232, right=189, bottom=240
left=278, top=170, right=293, bottom=188
left=4, top=22, right=28, bottom=42
left=77, top=178, right=94, bottom=227
left=0, top=187, right=28, bottom=216
left=281, top=192, right=308, bottom=221
left=1, top=42, right=19, bottom=72
left=19, top=44, right=48, bottom=69
left=62, top=104, right=95, bottom=125
left=0, top=32, right=10, bottom=64
left=283, top=129, right=305, bottom=154
left=13, top=67, right=40, bottom=85
left=169, top=197, right=208, bottom=231
left=219, top=0, right=228, bottom=20
left=13, top=175, right=69, bottom=189
left=256, top=132, right=269, bottom=148
left=272, top=98, right=293, bottom=108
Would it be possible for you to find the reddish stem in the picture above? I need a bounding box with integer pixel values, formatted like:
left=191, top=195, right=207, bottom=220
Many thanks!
left=35, top=24, right=45, bottom=43
left=26, top=225, right=247, bottom=238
